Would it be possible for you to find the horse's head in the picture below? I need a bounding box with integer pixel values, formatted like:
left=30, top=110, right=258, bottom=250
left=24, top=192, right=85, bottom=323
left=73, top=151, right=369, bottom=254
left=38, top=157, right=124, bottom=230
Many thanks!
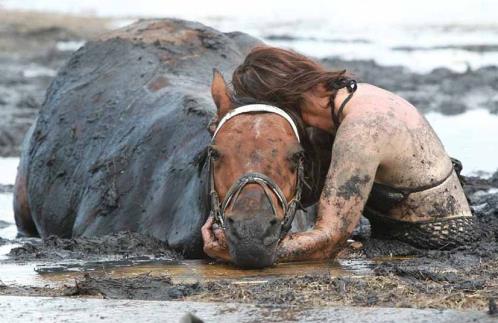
left=208, top=70, right=308, bottom=268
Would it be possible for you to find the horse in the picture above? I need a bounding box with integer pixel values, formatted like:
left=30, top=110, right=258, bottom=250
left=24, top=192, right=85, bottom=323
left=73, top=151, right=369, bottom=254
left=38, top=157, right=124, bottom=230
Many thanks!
left=13, top=19, right=328, bottom=267
left=207, top=70, right=329, bottom=267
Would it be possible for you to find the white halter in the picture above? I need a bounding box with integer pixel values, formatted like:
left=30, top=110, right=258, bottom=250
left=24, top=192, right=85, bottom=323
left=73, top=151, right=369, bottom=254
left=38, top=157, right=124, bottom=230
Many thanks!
left=212, top=104, right=301, bottom=142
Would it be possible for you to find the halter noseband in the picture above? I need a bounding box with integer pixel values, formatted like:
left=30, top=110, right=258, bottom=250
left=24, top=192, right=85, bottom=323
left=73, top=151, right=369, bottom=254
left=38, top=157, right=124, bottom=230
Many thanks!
left=209, top=104, right=304, bottom=239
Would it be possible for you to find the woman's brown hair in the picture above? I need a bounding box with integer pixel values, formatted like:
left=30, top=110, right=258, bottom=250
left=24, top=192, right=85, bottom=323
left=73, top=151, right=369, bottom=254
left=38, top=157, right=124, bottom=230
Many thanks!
left=232, top=46, right=349, bottom=114
left=231, top=46, right=345, bottom=206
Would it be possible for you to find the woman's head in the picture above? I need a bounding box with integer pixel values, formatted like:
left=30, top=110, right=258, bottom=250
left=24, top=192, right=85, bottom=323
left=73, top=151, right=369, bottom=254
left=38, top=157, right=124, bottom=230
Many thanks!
left=232, top=46, right=349, bottom=118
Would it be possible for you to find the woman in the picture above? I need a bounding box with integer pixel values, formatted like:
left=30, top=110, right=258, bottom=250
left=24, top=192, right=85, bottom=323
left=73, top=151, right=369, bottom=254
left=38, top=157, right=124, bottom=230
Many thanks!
left=203, top=46, right=476, bottom=262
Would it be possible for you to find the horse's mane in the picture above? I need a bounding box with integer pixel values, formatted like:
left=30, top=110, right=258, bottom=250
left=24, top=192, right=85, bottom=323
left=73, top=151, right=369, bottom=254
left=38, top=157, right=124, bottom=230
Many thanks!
left=231, top=96, right=332, bottom=207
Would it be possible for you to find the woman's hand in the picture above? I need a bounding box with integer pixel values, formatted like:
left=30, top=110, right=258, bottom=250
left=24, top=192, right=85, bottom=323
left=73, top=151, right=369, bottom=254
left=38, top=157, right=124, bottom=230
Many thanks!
left=201, top=216, right=231, bottom=262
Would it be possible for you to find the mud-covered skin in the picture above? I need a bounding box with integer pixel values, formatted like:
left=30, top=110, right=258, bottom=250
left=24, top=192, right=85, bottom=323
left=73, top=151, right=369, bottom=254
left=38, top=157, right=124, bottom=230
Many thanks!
left=387, top=172, right=471, bottom=222
left=13, top=19, right=262, bottom=257
left=276, top=83, right=474, bottom=261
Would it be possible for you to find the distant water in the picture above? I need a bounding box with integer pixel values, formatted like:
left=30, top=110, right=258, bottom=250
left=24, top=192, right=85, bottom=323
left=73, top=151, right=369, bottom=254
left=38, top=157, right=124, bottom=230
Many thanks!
left=2, top=0, right=498, bottom=72
left=0, top=157, right=18, bottom=185
left=0, top=158, right=17, bottom=239
left=426, top=109, right=498, bottom=177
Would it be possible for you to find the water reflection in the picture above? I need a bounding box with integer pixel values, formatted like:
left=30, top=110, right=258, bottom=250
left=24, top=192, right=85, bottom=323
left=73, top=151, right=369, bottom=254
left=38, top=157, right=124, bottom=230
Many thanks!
left=0, top=257, right=374, bottom=288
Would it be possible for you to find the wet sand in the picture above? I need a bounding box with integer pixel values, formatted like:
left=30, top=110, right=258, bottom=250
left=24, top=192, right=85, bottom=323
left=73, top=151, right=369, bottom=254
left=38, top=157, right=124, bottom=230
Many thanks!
left=1, top=296, right=494, bottom=322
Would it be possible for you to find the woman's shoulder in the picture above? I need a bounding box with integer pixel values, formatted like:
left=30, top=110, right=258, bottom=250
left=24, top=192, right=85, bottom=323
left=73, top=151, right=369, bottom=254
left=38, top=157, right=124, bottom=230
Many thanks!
left=356, top=83, right=396, bottom=98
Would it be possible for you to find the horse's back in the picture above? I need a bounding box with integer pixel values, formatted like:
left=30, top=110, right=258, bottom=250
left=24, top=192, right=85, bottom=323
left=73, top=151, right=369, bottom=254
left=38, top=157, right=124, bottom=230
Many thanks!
left=14, top=18, right=261, bottom=256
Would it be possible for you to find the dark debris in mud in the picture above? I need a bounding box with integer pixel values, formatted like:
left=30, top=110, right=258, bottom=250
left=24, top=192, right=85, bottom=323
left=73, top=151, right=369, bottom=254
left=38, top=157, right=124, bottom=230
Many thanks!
left=0, top=269, right=495, bottom=312
left=62, top=270, right=494, bottom=311
left=7, top=231, right=182, bottom=261
left=193, top=264, right=496, bottom=310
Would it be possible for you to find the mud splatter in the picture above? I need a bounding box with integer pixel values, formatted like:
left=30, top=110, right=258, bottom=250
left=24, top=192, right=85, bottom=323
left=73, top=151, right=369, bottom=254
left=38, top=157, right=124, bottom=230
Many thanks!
left=337, top=175, right=371, bottom=200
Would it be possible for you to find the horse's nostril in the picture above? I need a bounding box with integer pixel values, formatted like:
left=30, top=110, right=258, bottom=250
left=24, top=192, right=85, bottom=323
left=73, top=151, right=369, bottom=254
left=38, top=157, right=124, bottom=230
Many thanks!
left=227, top=217, right=234, bottom=224
left=269, top=219, right=277, bottom=226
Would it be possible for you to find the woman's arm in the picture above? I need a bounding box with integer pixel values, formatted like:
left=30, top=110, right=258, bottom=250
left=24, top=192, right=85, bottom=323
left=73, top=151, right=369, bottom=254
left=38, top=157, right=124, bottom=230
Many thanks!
left=277, top=115, right=383, bottom=262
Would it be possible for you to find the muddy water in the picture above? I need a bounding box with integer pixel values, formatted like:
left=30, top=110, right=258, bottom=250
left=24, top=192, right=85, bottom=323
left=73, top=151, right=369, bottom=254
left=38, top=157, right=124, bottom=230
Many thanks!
left=0, top=253, right=374, bottom=288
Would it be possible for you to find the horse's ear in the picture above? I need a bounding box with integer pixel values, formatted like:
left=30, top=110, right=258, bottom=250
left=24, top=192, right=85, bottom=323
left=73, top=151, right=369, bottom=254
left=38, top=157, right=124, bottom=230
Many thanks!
left=211, top=69, right=233, bottom=119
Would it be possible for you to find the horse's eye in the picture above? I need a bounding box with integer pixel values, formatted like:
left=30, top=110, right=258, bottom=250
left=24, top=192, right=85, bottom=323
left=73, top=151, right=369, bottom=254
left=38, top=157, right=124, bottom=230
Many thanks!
left=209, top=146, right=221, bottom=160
left=289, top=150, right=304, bottom=165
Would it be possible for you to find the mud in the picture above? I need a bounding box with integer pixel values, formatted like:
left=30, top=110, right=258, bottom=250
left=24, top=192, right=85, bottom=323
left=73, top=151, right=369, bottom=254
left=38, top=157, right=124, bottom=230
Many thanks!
left=1, top=198, right=495, bottom=312
left=64, top=273, right=202, bottom=300
left=1, top=172, right=496, bottom=312
left=464, top=171, right=498, bottom=195
left=6, top=231, right=181, bottom=261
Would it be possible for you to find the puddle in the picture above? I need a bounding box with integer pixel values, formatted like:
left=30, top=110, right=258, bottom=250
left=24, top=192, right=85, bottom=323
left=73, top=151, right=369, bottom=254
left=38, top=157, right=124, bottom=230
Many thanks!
left=0, top=254, right=374, bottom=288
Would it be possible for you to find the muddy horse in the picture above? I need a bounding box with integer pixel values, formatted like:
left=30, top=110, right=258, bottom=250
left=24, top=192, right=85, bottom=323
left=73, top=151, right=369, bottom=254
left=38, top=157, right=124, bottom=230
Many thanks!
left=14, top=19, right=328, bottom=266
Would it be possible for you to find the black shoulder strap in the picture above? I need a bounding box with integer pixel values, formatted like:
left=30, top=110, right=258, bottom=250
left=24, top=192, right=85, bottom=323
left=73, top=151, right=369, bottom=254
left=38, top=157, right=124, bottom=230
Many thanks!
left=332, top=79, right=358, bottom=128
